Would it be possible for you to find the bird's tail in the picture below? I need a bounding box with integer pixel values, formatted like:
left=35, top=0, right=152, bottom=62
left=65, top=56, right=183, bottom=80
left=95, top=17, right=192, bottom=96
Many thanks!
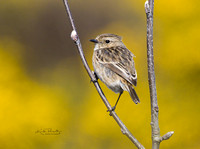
left=120, top=81, right=140, bottom=104
left=127, top=85, right=140, bottom=104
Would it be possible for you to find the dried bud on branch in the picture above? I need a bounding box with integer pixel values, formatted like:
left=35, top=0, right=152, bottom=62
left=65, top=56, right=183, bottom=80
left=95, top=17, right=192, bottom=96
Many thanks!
left=71, top=30, right=78, bottom=42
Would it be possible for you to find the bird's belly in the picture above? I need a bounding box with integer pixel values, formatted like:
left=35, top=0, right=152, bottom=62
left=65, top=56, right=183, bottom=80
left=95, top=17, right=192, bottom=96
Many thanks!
left=94, top=65, right=122, bottom=93
left=106, top=80, right=122, bottom=93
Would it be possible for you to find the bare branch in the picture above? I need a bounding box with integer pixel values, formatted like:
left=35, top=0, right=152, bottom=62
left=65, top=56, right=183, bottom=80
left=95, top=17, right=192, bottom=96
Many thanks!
left=145, top=0, right=174, bottom=148
left=63, top=0, right=145, bottom=148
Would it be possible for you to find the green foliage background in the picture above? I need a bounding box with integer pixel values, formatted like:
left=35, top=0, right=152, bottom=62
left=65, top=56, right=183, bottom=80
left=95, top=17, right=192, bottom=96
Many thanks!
left=0, top=0, right=200, bottom=148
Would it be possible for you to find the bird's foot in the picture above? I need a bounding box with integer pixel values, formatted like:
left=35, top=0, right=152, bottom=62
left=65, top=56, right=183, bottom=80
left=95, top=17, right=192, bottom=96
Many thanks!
left=107, top=106, right=116, bottom=115
left=90, top=71, right=98, bottom=83
left=90, top=78, right=97, bottom=83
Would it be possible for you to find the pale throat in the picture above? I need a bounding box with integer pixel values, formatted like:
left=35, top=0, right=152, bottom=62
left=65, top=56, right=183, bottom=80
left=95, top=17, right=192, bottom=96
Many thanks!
left=94, top=44, right=99, bottom=51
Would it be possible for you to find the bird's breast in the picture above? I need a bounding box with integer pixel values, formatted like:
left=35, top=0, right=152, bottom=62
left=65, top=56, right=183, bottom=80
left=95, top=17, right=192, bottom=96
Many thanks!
left=93, top=61, right=122, bottom=93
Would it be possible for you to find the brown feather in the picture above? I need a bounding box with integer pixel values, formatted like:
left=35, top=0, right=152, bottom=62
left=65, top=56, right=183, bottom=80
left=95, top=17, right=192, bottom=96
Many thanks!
left=96, top=46, right=137, bottom=86
left=127, top=84, right=140, bottom=104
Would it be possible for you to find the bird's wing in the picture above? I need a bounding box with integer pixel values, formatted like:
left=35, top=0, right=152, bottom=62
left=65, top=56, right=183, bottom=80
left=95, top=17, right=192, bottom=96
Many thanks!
left=104, top=62, right=137, bottom=86
left=96, top=46, right=137, bottom=86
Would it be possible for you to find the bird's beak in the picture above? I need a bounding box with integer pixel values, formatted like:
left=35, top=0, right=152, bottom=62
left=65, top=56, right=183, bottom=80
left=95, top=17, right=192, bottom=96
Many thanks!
left=90, top=39, right=98, bottom=43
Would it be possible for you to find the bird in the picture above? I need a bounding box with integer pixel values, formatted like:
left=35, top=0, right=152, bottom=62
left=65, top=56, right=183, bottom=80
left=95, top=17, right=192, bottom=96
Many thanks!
left=90, top=33, right=140, bottom=111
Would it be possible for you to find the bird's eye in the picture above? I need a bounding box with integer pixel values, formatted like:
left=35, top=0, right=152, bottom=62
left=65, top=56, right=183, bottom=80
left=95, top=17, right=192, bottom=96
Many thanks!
left=105, top=40, right=110, bottom=43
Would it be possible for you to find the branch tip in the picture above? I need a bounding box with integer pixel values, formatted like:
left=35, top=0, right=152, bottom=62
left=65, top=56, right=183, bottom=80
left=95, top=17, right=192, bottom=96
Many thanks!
left=161, top=131, right=174, bottom=141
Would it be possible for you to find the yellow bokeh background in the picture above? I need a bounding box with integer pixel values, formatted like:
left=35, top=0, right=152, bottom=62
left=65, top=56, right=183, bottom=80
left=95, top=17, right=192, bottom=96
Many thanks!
left=0, top=0, right=200, bottom=148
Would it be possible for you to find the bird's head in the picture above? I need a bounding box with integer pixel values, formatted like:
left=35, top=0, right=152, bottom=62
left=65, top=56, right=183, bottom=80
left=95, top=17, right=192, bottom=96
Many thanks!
left=90, top=33, right=124, bottom=50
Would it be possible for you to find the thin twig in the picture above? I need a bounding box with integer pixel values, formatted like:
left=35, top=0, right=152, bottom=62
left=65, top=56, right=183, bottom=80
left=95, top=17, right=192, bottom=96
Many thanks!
left=145, top=0, right=174, bottom=148
left=63, top=0, right=145, bottom=148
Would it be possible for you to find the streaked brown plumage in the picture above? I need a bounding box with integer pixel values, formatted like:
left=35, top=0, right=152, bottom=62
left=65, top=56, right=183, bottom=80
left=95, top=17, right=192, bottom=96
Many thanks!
left=90, top=33, right=140, bottom=111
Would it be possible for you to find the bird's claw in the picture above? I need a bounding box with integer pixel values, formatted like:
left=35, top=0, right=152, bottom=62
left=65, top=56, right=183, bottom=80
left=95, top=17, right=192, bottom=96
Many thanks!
left=107, top=106, right=116, bottom=115
left=90, top=79, right=97, bottom=83
left=90, top=71, right=98, bottom=83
